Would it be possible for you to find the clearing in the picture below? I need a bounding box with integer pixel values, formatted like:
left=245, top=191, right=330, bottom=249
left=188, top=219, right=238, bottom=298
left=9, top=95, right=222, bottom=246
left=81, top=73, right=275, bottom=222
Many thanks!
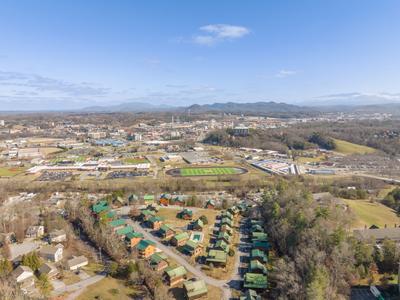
left=0, top=167, right=26, bottom=177
left=76, top=277, right=138, bottom=300
left=344, top=199, right=400, bottom=229
left=333, top=139, right=376, bottom=155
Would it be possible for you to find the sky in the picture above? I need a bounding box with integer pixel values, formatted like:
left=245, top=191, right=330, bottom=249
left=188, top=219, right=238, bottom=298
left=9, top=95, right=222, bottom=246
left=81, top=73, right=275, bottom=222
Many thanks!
left=1, top=0, right=400, bottom=110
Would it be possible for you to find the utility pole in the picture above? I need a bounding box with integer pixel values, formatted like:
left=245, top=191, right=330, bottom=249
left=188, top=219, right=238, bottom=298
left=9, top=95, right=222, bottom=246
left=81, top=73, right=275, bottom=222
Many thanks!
left=99, top=246, right=102, bottom=262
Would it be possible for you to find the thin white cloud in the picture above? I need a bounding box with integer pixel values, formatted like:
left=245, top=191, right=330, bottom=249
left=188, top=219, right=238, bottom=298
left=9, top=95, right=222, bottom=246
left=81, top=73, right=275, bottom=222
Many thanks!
left=275, top=69, right=297, bottom=78
left=193, top=24, right=250, bottom=46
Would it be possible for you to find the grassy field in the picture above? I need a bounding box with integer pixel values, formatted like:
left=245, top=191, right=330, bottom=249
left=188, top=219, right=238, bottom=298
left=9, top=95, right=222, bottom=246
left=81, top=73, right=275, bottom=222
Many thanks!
left=344, top=199, right=400, bottom=228
left=296, top=155, right=326, bottom=164
left=124, top=157, right=149, bottom=164
left=333, top=139, right=376, bottom=155
left=0, top=167, right=26, bottom=177
left=180, top=167, right=239, bottom=176
left=76, top=277, right=138, bottom=300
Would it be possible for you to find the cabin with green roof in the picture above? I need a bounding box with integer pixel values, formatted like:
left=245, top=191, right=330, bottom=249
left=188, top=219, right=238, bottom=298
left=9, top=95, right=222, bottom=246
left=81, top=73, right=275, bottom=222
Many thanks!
left=177, top=208, right=193, bottom=220
left=221, top=211, right=233, bottom=220
left=220, top=217, right=233, bottom=227
left=217, top=232, right=232, bottom=244
left=170, top=195, right=187, bottom=206
left=125, top=231, right=143, bottom=248
left=138, top=209, right=156, bottom=221
left=143, top=194, right=155, bottom=204
left=147, top=216, right=164, bottom=230
left=214, top=239, right=230, bottom=253
left=189, top=218, right=204, bottom=231
left=252, top=232, right=268, bottom=242
left=251, top=224, right=264, bottom=233
left=240, top=289, right=261, bottom=300
left=92, top=200, right=110, bottom=215
left=243, top=273, right=268, bottom=289
left=164, top=265, right=187, bottom=286
left=108, top=218, right=126, bottom=231
left=251, top=249, right=268, bottom=264
left=183, top=279, right=208, bottom=300
left=149, top=252, right=169, bottom=271
left=252, top=241, right=270, bottom=251
left=171, top=232, right=190, bottom=246
left=159, top=224, right=176, bottom=239
left=228, top=206, right=240, bottom=216
left=206, top=249, right=227, bottom=266
left=249, top=259, right=268, bottom=275
left=182, top=240, right=203, bottom=257
left=205, top=199, right=216, bottom=209
left=136, top=239, right=156, bottom=258
left=116, top=226, right=133, bottom=239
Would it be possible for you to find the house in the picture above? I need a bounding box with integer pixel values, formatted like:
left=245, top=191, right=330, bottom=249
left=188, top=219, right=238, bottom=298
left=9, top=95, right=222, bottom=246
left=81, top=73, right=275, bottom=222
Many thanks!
left=143, top=194, right=155, bottom=205
left=249, top=259, right=268, bottom=274
left=108, top=219, right=126, bottom=231
left=189, top=219, right=204, bottom=231
left=12, top=265, right=35, bottom=289
left=252, top=232, right=268, bottom=242
left=177, top=209, right=193, bottom=220
left=67, top=255, right=88, bottom=271
left=171, top=232, right=190, bottom=246
left=25, top=225, right=44, bottom=238
left=240, top=289, right=262, bottom=300
left=204, top=199, right=215, bottom=209
left=220, top=217, right=233, bottom=227
left=206, top=249, right=227, bottom=266
left=159, top=193, right=171, bottom=206
left=183, top=279, right=208, bottom=300
left=220, top=224, right=233, bottom=235
left=49, top=229, right=67, bottom=243
left=170, top=195, right=186, bottom=206
left=39, top=245, right=63, bottom=262
left=353, top=227, right=400, bottom=243
left=221, top=211, right=233, bottom=220
left=125, top=232, right=144, bottom=248
left=164, top=265, right=187, bottom=286
left=228, top=206, right=240, bottom=216
left=91, top=200, right=110, bottom=215
left=243, top=273, right=268, bottom=289
left=149, top=252, right=169, bottom=271
left=116, top=226, right=134, bottom=239
left=214, top=239, right=230, bottom=253
left=9, top=241, right=39, bottom=263
left=251, top=224, right=264, bottom=233
left=217, top=232, right=232, bottom=244
left=139, top=209, right=156, bottom=222
left=182, top=240, right=203, bottom=257
left=38, top=262, right=59, bottom=278
left=136, top=239, right=156, bottom=258
left=252, top=241, right=270, bottom=252
left=147, top=216, right=164, bottom=230
left=251, top=249, right=268, bottom=264
left=159, top=224, right=176, bottom=239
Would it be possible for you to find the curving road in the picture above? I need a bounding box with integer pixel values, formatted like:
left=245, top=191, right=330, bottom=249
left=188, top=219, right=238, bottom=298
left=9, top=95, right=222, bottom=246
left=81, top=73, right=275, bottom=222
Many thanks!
left=128, top=219, right=233, bottom=300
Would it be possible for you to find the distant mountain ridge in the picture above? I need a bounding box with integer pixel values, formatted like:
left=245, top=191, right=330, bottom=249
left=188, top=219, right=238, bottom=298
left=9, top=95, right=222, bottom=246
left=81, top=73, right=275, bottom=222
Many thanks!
left=186, top=101, right=311, bottom=113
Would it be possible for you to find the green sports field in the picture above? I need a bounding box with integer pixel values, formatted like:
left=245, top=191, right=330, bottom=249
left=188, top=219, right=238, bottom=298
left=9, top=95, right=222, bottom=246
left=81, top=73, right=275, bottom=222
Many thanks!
left=180, top=167, right=239, bottom=176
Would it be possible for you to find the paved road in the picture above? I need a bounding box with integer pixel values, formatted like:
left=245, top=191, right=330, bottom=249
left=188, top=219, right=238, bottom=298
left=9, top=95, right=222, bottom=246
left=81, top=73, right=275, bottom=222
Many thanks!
left=52, top=274, right=105, bottom=299
left=129, top=220, right=232, bottom=300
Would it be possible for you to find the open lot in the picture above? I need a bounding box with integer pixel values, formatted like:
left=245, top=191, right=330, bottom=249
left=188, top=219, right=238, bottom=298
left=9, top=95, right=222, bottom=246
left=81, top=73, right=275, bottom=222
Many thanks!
left=123, top=157, right=149, bottom=164
left=344, top=199, right=400, bottom=228
left=167, top=166, right=247, bottom=177
left=0, top=167, right=26, bottom=177
left=76, top=277, right=138, bottom=300
left=333, top=139, right=376, bottom=155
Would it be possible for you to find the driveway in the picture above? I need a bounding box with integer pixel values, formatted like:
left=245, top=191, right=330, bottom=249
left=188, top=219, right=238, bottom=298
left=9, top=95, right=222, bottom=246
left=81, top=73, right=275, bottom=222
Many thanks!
left=52, top=274, right=106, bottom=299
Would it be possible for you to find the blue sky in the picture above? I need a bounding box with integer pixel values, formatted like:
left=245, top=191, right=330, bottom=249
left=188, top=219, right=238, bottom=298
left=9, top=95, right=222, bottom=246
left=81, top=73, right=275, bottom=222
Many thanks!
left=1, top=0, right=400, bottom=110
